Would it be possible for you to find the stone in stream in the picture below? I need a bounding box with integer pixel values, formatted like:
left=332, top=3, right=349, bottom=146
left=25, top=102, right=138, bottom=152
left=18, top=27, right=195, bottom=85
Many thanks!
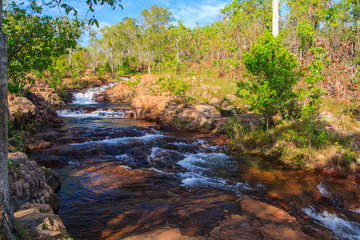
left=123, top=227, right=204, bottom=240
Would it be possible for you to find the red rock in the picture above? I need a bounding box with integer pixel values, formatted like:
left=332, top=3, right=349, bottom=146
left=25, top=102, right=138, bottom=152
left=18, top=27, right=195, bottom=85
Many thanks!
left=239, top=197, right=296, bottom=224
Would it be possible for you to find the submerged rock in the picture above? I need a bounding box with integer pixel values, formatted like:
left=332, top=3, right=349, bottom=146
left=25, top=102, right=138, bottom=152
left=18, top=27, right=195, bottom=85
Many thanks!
left=123, top=227, right=204, bottom=240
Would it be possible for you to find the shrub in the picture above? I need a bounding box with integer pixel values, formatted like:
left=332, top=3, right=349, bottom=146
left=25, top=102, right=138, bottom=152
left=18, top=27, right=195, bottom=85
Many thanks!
left=156, top=76, right=190, bottom=102
left=238, top=31, right=299, bottom=130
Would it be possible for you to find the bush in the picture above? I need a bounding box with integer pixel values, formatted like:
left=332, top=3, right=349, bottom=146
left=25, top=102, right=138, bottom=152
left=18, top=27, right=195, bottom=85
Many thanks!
left=238, top=31, right=299, bottom=130
left=156, top=76, right=190, bottom=102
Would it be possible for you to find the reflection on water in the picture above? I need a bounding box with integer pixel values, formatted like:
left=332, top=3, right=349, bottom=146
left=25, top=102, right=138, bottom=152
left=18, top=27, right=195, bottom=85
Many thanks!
left=29, top=91, right=360, bottom=239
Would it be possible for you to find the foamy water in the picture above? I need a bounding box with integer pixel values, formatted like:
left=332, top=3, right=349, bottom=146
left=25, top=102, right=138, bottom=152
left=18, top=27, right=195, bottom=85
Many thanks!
left=303, top=207, right=360, bottom=240
left=57, top=109, right=133, bottom=119
left=72, top=83, right=118, bottom=105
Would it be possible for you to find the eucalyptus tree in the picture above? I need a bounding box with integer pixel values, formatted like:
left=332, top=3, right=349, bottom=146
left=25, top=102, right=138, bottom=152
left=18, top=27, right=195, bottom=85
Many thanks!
left=98, top=26, right=117, bottom=78
left=221, top=0, right=272, bottom=51
left=140, top=5, right=174, bottom=73
left=0, top=1, right=122, bottom=238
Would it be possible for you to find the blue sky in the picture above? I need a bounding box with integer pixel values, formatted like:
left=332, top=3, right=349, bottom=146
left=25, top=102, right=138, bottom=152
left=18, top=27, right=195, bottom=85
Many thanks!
left=47, top=0, right=232, bottom=46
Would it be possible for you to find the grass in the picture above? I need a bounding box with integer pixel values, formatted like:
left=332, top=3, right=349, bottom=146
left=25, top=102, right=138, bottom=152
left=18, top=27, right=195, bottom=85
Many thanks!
left=228, top=115, right=360, bottom=171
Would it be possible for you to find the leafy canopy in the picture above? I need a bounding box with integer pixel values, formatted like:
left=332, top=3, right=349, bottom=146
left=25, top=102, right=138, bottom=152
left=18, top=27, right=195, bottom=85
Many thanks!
left=238, top=31, right=299, bottom=128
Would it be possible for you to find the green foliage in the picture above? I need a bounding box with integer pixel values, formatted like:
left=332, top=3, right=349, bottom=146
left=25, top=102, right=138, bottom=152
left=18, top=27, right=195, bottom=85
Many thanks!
left=8, top=122, right=27, bottom=153
left=297, top=20, right=316, bottom=54
left=3, top=4, right=82, bottom=93
left=299, top=47, right=328, bottom=155
left=155, top=76, right=190, bottom=102
left=238, top=31, right=299, bottom=129
left=128, top=76, right=141, bottom=87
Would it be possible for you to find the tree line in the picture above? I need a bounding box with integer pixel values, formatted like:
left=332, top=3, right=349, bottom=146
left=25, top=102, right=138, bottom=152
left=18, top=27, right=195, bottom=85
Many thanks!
left=46, top=0, right=359, bottom=96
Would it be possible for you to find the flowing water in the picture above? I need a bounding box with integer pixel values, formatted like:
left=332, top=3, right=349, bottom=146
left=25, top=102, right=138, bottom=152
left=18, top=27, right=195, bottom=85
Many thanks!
left=30, top=84, right=360, bottom=239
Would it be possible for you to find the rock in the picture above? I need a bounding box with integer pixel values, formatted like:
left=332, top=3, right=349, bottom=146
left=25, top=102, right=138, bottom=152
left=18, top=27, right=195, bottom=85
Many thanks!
left=208, top=97, right=222, bottom=106
left=158, top=103, right=221, bottom=132
left=28, top=140, right=52, bottom=151
left=209, top=198, right=314, bottom=240
left=8, top=152, right=60, bottom=210
left=9, top=90, right=63, bottom=129
left=27, top=81, right=66, bottom=107
left=106, top=81, right=134, bottom=102
left=239, top=197, right=296, bottom=224
left=8, top=96, right=37, bottom=128
left=131, top=95, right=172, bottom=121
left=215, top=114, right=262, bottom=133
left=14, top=203, right=69, bottom=239
left=225, top=94, right=237, bottom=103
left=259, top=224, right=314, bottom=240
left=320, top=111, right=334, bottom=123
left=123, top=227, right=204, bottom=240
left=209, top=214, right=258, bottom=240
left=93, top=92, right=109, bottom=102
left=134, top=86, right=152, bottom=97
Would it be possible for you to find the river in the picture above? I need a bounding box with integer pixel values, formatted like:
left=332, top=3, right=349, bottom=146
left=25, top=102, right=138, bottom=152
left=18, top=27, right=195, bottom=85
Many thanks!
left=29, top=83, right=360, bottom=240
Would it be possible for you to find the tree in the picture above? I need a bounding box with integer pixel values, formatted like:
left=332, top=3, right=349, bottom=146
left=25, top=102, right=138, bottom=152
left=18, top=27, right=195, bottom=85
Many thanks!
left=238, top=31, right=299, bottom=130
left=0, top=1, right=122, bottom=238
left=140, top=5, right=174, bottom=74
left=3, top=6, right=82, bottom=93
left=272, top=0, right=279, bottom=36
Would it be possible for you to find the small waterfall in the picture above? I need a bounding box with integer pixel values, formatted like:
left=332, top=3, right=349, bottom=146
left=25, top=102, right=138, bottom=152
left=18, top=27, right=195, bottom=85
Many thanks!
left=72, top=83, right=118, bottom=105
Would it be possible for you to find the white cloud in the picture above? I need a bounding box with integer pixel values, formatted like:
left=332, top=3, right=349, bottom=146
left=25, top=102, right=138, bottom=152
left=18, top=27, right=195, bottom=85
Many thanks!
left=171, top=0, right=228, bottom=28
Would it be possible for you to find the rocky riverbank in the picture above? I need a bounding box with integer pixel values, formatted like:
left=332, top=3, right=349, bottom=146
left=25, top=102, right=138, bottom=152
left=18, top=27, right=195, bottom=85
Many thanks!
left=8, top=153, right=69, bottom=239
left=7, top=74, right=360, bottom=239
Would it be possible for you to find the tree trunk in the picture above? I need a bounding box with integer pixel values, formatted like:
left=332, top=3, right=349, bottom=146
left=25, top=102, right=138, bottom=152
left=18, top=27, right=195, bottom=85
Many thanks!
left=272, top=0, right=279, bottom=37
left=0, top=27, right=14, bottom=240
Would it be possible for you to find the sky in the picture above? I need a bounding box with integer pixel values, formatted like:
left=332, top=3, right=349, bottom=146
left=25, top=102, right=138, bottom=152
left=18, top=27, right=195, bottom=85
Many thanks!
left=51, top=0, right=233, bottom=46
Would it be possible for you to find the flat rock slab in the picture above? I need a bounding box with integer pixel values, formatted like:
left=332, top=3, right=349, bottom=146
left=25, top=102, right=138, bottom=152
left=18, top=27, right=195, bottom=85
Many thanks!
left=14, top=203, right=69, bottom=239
left=124, top=227, right=204, bottom=240
left=239, top=197, right=296, bottom=224
left=210, top=214, right=258, bottom=240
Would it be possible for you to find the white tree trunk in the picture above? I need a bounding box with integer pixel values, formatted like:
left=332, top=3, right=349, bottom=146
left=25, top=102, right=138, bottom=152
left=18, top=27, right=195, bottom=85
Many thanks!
left=0, top=23, right=14, bottom=240
left=272, top=0, right=279, bottom=37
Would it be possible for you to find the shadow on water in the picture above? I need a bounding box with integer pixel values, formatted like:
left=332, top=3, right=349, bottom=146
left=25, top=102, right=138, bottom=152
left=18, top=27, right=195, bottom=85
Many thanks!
left=29, top=85, right=360, bottom=239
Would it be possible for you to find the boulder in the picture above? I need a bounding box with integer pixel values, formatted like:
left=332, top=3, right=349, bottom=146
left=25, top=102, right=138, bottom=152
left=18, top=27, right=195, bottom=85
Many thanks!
left=225, top=94, right=237, bottom=103
left=158, top=103, right=221, bottom=132
left=239, top=197, right=296, bottom=225
left=93, top=92, right=109, bottom=102
left=8, top=152, right=61, bottom=210
left=210, top=198, right=314, bottom=240
left=8, top=96, right=37, bottom=128
left=215, top=114, right=262, bottom=133
left=208, top=97, right=222, bottom=106
left=9, top=90, right=63, bottom=129
left=131, top=95, right=172, bottom=121
left=106, top=81, right=134, bottom=102
left=123, top=227, right=204, bottom=240
left=28, top=81, right=66, bottom=107
left=14, top=203, right=70, bottom=239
